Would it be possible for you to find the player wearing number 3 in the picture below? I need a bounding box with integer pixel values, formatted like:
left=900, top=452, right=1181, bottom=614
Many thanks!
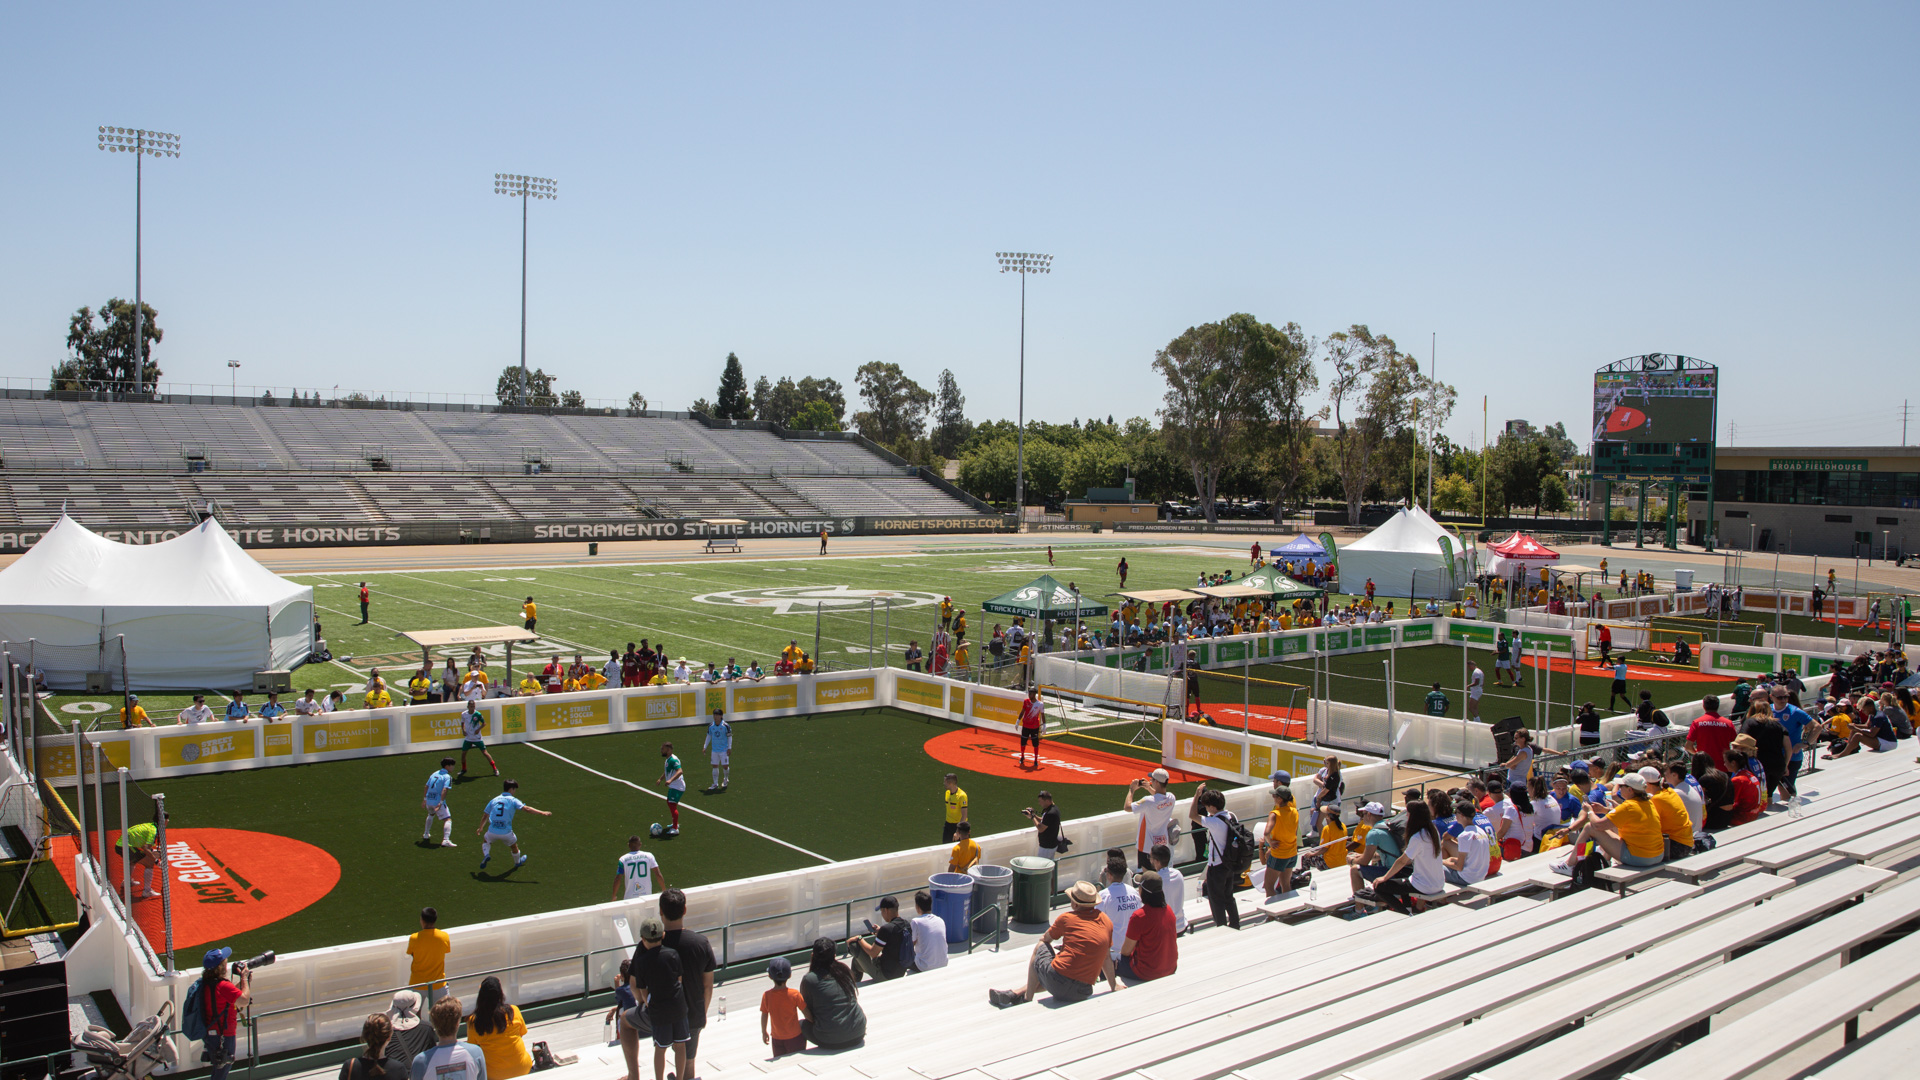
left=421, top=757, right=457, bottom=847
left=478, top=779, right=551, bottom=870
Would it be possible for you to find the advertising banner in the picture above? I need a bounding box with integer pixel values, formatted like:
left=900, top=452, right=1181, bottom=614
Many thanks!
left=969, top=691, right=1023, bottom=727
left=1169, top=730, right=1245, bottom=778
left=1364, top=627, right=1395, bottom=646
left=814, top=676, right=876, bottom=708
left=1705, top=646, right=1775, bottom=676
left=263, top=726, right=293, bottom=758
left=1401, top=621, right=1435, bottom=643
left=534, top=697, right=611, bottom=731
left=894, top=676, right=947, bottom=710
left=1275, top=633, right=1310, bottom=656
left=1315, top=629, right=1350, bottom=652
left=409, top=708, right=471, bottom=745
left=731, top=683, right=799, bottom=713
left=627, top=690, right=698, bottom=724
left=303, top=717, right=390, bottom=754
left=1448, top=622, right=1496, bottom=645
left=501, top=703, right=527, bottom=736
left=36, top=739, right=133, bottom=782
left=1215, top=641, right=1249, bottom=663
left=156, top=730, right=257, bottom=769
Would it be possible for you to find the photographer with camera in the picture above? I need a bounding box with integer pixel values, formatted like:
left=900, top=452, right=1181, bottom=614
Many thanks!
left=189, top=948, right=262, bottom=1080
left=1021, top=791, right=1062, bottom=860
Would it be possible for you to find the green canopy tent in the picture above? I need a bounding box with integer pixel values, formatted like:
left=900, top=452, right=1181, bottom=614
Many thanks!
left=982, top=574, right=1110, bottom=648
left=1233, top=567, right=1326, bottom=599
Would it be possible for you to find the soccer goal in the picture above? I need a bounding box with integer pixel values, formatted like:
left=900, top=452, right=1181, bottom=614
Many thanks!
left=1587, top=621, right=1701, bottom=665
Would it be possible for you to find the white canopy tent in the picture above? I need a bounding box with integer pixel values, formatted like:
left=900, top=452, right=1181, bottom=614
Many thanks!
left=0, top=516, right=314, bottom=690
left=1338, top=506, right=1470, bottom=600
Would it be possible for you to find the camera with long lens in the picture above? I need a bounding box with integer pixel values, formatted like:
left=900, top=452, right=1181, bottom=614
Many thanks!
left=231, top=950, right=275, bottom=975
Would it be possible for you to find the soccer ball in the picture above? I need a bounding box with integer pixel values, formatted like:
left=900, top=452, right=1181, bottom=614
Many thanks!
left=648, top=823, right=664, bottom=839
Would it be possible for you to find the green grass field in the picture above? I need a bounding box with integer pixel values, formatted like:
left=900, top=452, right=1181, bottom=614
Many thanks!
left=55, top=707, right=1176, bottom=959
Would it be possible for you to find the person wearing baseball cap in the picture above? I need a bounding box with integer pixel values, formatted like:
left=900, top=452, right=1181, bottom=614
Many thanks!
left=1569, top=771, right=1665, bottom=869
left=759, top=957, right=805, bottom=1058
left=1124, top=769, right=1177, bottom=871
left=196, top=947, right=250, bottom=1080
left=1345, top=802, right=1399, bottom=896
left=989, top=880, right=1120, bottom=1006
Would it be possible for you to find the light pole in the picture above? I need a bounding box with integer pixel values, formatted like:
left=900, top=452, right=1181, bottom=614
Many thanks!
left=97, top=126, right=180, bottom=398
left=227, top=360, right=240, bottom=398
left=494, top=174, right=558, bottom=407
left=996, top=252, right=1051, bottom=527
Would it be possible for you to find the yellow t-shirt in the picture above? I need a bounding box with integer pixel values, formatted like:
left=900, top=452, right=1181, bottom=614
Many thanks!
left=517, top=677, right=542, bottom=696
left=522, top=602, right=537, bottom=622
left=648, top=672, right=669, bottom=686
left=121, top=704, right=149, bottom=727
left=1265, top=805, right=1299, bottom=860
left=364, top=689, right=392, bottom=709
left=469, top=670, right=491, bottom=687
left=955, top=642, right=971, bottom=667
left=948, top=838, right=981, bottom=873
left=468, top=1005, right=532, bottom=1080
left=408, top=676, right=432, bottom=702
left=1278, top=614, right=1293, bottom=631
left=584, top=671, right=607, bottom=690
left=1608, top=798, right=1666, bottom=859
left=1319, top=820, right=1347, bottom=867
left=1650, top=788, right=1693, bottom=847
left=944, top=787, right=968, bottom=823
left=797, top=658, right=814, bottom=674
left=407, top=928, right=450, bottom=987
left=562, top=677, right=583, bottom=693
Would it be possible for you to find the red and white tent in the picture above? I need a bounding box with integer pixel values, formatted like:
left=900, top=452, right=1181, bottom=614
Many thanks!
left=1484, top=533, right=1560, bottom=578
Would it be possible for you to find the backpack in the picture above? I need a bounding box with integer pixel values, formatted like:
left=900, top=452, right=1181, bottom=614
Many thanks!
left=181, top=979, right=207, bottom=1041
left=1218, top=811, right=1257, bottom=877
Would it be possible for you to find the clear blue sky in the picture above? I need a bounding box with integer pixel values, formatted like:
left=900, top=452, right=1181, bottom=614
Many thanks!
left=3, top=3, right=1914, bottom=448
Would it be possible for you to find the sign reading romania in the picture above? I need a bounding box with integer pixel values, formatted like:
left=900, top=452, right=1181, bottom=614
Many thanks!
left=53, top=828, right=339, bottom=948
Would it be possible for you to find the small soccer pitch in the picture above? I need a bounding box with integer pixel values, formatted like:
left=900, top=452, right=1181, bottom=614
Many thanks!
left=48, top=706, right=1182, bottom=960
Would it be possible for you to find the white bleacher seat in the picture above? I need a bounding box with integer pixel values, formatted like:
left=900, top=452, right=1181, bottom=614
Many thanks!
left=1802, top=1010, right=1920, bottom=1079
left=1617, top=914, right=1920, bottom=1080
left=1832, top=815, right=1920, bottom=863
left=1344, top=863, right=1900, bottom=1080
left=1742, top=798, right=1920, bottom=870
left=1469, top=871, right=1920, bottom=1080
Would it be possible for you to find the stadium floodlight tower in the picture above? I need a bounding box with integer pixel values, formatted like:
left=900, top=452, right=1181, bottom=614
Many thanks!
left=996, top=252, right=1052, bottom=529
left=494, top=173, right=558, bottom=408
left=97, top=126, right=180, bottom=399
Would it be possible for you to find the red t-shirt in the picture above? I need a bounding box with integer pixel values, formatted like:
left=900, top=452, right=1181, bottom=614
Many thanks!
left=1019, top=699, right=1043, bottom=731
left=1728, top=770, right=1763, bottom=825
left=1124, top=905, right=1178, bottom=981
left=1688, top=716, right=1737, bottom=762
left=204, top=977, right=243, bottom=1037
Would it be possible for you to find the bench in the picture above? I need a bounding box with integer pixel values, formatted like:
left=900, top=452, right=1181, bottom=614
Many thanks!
left=1832, top=816, right=1920, bottom=864
left=702, top=536, right=743, bottom=554
left=1802, top=1011, right=1920, bottom=1078
left=1619, top=909, right=1920, bottom=1080
left=1742, top=800, right=1920, bottom=871
left=1342, top=863, right=1898, bottom=1080
left=1468, top=870, right=1920, bottom=1080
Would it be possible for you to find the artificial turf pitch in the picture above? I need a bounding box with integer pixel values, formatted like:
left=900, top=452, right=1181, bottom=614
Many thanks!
left=52, top=707, right=1176, bottom=960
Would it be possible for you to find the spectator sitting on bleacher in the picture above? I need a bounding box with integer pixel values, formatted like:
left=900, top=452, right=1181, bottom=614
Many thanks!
left=1095, top=852, right=1142, bottom=960
left=1360, top=801, right=1445, bottom=911
left=989, top=880, right=1119, bottom=1007
left=799, top=938, right=866, bottom=1050
left=1116, top=870, right=1177, bottom=982
left=1722, top=749, right=1765, bottom=826
left=1693, top=752, right=1734, bottom=832
left=1148, top=843, right=1188, bottom=935
left=1665, top=761, right=1708, bottom=851
left=1345, top=802, right=1399, bottom=895
left=845, top=896, right=910, bottom=984
left=1441, top=801, right=1491, bottom=886
left=1568, top=771, right=1666, bottom=868
left=908, top=890, right=947, bottom=972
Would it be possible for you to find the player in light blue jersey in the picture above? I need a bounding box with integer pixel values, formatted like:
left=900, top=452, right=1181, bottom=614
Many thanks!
left=611, top=835, right=663, bottom=900
left=701, top=706, right=733, bottom=792
left=421, top=757, right=457, bottom=847
left=478, top=779, right=551, bottom=870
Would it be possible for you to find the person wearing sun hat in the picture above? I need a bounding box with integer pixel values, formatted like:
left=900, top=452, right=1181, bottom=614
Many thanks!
left=989, top=881, right=1120, bottom=1006
left=385, top=989, right=433, bottom=1062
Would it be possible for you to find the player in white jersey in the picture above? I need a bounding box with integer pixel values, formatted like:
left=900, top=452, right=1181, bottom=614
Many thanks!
left=478, top=779, right=551, bottom=870
left=458, top=702, right=498, bottom=776
left=611, top=835, right=664, bottom=900
left=421, top=757, right=457, bottom=847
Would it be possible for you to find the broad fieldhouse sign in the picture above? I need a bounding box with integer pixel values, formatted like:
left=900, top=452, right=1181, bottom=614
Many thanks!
left=0, top=513, right=1010, bottom=553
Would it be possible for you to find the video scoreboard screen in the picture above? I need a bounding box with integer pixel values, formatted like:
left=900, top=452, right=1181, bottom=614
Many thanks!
left=1592, top=358, right=1717, bottom=481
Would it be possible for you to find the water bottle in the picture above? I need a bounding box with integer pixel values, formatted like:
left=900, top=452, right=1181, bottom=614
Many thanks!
left=604, top=1019, right=613, bottom=1044
left=717, top=994, right=726, bottom=1020
left=1309, top=878, right=1318, bottom=904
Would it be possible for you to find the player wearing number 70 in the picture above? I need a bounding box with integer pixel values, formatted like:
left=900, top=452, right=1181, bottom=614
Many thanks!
left=612, top=835, right=665, bottom=901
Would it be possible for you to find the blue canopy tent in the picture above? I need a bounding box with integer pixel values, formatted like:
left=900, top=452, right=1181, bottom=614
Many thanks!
left=1272, top=534, right=1330, bottom=566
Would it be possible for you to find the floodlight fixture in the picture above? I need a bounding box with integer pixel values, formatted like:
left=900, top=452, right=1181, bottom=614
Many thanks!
left=97, top=125, right=181, bottom=397
left=494, top=172, right=560, bottom=406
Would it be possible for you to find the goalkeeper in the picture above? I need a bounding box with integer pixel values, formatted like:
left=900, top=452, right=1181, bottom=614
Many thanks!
left=1670, top=636, right=1693, bottom=666
left=118, top=811, right=167, bottom=899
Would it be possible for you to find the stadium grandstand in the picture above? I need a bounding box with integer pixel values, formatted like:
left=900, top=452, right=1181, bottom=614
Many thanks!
left=0, top=393, right=997, bottom=547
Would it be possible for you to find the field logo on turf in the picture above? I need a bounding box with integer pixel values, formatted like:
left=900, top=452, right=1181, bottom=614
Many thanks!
left=692, top=586, right=944, bottom=615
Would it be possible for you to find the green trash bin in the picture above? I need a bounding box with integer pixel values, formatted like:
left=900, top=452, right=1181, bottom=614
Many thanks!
left=1009, top=856, right=1055, bottom=927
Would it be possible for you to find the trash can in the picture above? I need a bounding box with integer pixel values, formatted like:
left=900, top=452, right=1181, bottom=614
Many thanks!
left=1009, top=856, right=1055, bottom=927
left=1673, top=568, right=1694, bottom=592
left=928, top=872, right=974, bottom=944
left=588, top=542, right=599, bottom=556
left=969, top=864, right=1014, bottom=943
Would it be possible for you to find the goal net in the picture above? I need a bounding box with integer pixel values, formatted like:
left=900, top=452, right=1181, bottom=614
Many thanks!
left=1587, top=622, right=1700, bottom=665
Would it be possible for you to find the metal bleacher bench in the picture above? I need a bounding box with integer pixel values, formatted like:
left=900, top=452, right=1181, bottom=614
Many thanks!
left=701, top=536, right=743, bottom=554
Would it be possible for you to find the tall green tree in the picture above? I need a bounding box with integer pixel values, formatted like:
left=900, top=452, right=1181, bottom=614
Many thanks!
left=713, top=353, right=752, bottom=420
left=57, top=300, right=163, bottom=393
left=791, top=398, right=840, bottom=431
left=750, top=376, right=773, bottom=420
left=558, top=389, right=585, bottom=408
left=797, top=376, right=846, bottom=422
left=495, top=365, right=557, bottom=406
left=852, top=362, right=933, bottom=443
left=1323, top=325, right=1453, bottom=523
left=1152, top=313, right=1301, bottom=523
left=931, top=369, right=971, bottom=457
left=1255, top=321, right=1323, bottom=521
